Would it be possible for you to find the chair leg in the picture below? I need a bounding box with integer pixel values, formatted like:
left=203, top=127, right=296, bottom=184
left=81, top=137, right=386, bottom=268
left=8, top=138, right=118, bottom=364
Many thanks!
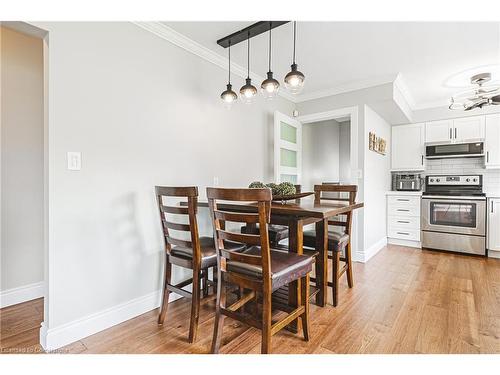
left=211, top=272, right=226, bottom=354
left=346, top=242, right=354, bottom=288
left=202, top=268, right=209, bottom=297
left=300, top=274, right=310, bottom=341
left=157, top=254, right=171, bottom=325
left=332, top=251, right=341, bottom=307
left=261, top=286, right=272, bottom=354
left=212, top=266, right=218, bottom=294
left=188, top=269, right=201, bottom=343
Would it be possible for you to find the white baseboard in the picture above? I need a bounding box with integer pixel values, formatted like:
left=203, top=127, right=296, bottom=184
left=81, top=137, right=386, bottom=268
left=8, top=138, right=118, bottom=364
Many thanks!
left=487, top=249, right=500, bottom=259
left=355, top=237, right=387, bottom=263
left=0, top=282, right=45, bottom=308
left=388, top=237, right=422, bottom=249
left=40, top=289, right=182, bottom=351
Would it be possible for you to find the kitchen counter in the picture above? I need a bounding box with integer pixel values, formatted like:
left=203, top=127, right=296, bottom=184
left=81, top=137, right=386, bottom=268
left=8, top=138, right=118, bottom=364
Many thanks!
left=486, top=192, right=500, bottom=198
left=386, top=191, right=423, bottom=196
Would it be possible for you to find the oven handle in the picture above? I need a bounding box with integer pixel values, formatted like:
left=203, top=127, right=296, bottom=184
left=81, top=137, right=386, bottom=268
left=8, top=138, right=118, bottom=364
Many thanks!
left=422, top=196, right=486, bottom=201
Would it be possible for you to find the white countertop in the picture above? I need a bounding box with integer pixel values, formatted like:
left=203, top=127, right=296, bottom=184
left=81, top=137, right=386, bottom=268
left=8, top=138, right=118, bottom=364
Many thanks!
left=486, top=192, right=500, bottom=198
left=386, top=191, right=423, bottom=196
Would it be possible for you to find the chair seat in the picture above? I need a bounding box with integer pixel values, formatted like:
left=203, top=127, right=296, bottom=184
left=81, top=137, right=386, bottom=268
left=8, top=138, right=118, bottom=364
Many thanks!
left=303, top=229, right=349, bottom=252
left=170, top=237, right=245, bottom=268
left=241, top=224, right=289, bottom=244
left=226, top=246, right=314, bottom=291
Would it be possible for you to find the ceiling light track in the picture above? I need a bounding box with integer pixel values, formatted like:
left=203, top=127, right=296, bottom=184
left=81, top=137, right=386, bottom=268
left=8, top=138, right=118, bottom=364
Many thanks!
left=217, top=21, right=289, bottom=48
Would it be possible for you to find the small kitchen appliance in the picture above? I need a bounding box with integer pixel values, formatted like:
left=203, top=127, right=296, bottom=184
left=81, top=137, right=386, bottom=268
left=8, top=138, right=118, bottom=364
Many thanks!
left=392, top=173, right=423, bottom=191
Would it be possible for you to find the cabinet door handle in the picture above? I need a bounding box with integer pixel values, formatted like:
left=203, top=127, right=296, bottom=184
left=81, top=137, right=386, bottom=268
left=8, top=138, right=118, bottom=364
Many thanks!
left=397, top=209, right=410, bottom=212
left=397, top=232, right=410, bottom=235
left=450, top=128, right=452, bottom=139
left=397, top=199, right=410, bottom=202
left=421, top=155, right=424, bottom=165
left=454, top=128, right=457, bottom=139
left=397, top=220, right=410, bottom=224
left=492, top=201, right=495, bottom=214
left=487, top=151, right=489, bottom=163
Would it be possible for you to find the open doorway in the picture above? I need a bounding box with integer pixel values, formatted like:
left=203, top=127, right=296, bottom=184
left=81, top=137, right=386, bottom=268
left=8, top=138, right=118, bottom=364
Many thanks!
left=301, top=118, right=351, bottom=192
left=1, top=24, right=46, bottom=350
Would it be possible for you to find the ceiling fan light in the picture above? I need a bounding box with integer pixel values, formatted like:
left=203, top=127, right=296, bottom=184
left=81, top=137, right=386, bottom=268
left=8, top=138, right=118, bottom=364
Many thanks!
left=261, top=71, right=280, bottom=99
left=284, top=64, right=305, bottom=94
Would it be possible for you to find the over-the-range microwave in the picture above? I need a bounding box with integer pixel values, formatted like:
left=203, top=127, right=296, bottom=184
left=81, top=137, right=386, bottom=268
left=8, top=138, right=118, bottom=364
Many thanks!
left=425, top=142, right=484, bottom=159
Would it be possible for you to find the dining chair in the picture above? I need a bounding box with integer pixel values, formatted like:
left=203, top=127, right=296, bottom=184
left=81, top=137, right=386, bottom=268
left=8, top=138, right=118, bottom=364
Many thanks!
left=207, top=187, right=313, bottom=354
left=240, top=184, right=301, bottom=246
left=155, top=186, right=245, bottom=343
left=303, top=184, right=357, bottom=306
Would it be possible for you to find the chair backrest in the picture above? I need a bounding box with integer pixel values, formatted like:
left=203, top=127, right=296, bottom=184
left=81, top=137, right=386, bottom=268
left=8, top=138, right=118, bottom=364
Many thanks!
left=207, top=187, right=272, bottom=283
left=313, top=184, right=357, bottom=235
left=155, top=186, right=201, bottom=264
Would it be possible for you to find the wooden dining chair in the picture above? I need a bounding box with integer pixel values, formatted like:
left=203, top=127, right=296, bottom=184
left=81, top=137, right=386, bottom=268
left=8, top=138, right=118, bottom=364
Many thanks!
left=303, top=184, right=357, bottom=306
left=240, top=185, right=301, bottom=246
left=155, top=186, right=245, bottom=343
left=207, top=187, right=313, bottom=354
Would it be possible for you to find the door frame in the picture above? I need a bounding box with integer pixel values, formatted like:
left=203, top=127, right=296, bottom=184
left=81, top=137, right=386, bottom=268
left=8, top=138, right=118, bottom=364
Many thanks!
left=297, top=106, right=362, bottom=262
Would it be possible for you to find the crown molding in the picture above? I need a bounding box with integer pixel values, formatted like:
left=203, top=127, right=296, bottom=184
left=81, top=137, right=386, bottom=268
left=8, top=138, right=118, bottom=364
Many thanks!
left=132, top=21, right=298, bottom=103
left=133, top=22, right=452, bottom=111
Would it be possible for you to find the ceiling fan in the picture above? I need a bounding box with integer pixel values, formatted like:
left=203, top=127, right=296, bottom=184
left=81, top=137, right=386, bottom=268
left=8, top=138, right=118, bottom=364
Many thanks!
left=449, top=72, right=500, bottom=111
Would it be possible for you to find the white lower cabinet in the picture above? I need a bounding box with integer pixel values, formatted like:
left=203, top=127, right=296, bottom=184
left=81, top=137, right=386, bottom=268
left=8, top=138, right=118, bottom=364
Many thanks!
left=488, top=198, right=500, bottom=258
left=387, top=193, right=421, bottom=247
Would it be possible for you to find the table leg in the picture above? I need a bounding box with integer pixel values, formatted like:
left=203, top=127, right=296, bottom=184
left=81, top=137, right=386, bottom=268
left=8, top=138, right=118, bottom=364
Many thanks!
left=315, top=219, right=329, bottom=307
left=287, top=218, right=303, bottom=333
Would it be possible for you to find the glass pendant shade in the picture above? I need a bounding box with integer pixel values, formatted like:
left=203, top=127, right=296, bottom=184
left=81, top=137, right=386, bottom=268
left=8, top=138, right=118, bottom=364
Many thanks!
left=261, top=72, right=280, bottom=99
left=284, top=63, right=305, bottom=94
left=240, top=78, right=258, bottom=104
left=221, top=83, right=237, bottom=108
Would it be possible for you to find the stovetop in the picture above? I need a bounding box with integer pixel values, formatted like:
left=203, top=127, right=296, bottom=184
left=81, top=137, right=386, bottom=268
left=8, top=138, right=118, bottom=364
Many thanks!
left=424, top=174, right=485, bottom=198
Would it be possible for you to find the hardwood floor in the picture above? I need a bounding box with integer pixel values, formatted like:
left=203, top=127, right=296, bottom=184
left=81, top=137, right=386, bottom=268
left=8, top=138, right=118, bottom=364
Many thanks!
left=1, top=245, right=499, bottom=354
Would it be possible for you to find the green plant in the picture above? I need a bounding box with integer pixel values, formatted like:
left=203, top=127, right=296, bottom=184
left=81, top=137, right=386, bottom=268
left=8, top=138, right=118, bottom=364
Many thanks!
left=248, top=181, right=266, bottom=189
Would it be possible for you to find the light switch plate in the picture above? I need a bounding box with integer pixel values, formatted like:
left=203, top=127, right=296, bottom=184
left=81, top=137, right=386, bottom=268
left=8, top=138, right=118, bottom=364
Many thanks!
left=67, top=152, right=81, bottom=171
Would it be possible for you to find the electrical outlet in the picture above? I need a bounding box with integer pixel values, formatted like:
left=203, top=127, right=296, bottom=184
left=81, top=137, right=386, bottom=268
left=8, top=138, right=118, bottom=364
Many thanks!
left=67, top=152, right=81, bottom=171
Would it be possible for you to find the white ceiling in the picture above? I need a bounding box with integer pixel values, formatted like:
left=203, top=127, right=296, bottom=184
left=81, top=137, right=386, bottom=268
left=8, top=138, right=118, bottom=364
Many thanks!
left=162, top=21, right=500, bottom=109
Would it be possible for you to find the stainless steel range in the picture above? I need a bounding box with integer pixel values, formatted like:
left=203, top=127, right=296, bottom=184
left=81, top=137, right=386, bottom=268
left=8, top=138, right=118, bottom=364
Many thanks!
left=421, top=175, right=486, bottom=256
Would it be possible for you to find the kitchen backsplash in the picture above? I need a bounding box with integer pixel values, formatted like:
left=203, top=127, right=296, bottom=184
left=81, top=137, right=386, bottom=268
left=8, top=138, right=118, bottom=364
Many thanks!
left=424, top=157, right=500, bottom=195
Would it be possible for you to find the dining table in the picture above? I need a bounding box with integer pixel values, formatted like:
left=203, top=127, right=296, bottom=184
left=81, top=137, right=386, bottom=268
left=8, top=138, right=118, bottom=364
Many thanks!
left=192, top=195, right=364, bottom=332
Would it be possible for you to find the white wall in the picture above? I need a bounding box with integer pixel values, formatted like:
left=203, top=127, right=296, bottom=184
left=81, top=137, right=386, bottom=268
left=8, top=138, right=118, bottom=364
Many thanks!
left=31, top=22, right=295, bottom=343
left=339, top=121, right=351, bottom=183
left=301, top=119, right=340, bottom=192
left=363, top=106, right=391, bottom=257
left=1, top=27, right=44, bottom=295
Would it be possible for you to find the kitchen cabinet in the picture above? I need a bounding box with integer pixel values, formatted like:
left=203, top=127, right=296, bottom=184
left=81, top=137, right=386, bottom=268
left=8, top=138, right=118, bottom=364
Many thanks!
left=488, top=198, right=500, bottom=252
left=391, top=123, right=425, bottom=171
left=453, top=116, right=485, bottom=143
left=425, top=116, right=485, bottom=144
left=425, top=120, right=453, bottom=144
left=485, top=114, right=500, bottom=169
left=387, top=192, right=421, bottom=247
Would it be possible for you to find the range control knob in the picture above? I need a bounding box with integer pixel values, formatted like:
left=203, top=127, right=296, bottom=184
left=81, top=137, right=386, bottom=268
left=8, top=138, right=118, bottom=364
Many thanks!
left=473, top=178, right=477, bottom=182
left=466, top=178, right=470, bottom=182
left=436, top=178, right=440, bottom=182
left=430, top=178, right=435, bottom=183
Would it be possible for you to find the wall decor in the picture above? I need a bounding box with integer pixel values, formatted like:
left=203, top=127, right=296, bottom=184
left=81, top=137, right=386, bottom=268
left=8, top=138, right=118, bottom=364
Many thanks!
left=369, top=132, right=387, bottom=155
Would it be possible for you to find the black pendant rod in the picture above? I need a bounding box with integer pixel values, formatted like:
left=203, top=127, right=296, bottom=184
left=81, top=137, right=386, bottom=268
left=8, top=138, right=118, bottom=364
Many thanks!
left=268, top=23, right=272, bottom=71
left=217, top=21, right=289, bottom=48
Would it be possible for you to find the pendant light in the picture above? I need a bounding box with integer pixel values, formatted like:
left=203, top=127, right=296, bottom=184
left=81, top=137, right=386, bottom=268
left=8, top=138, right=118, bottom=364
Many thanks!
left=239, top=32, right=258, bottom=104
left=261, top=23, right=280, bottom=99
left=284, top=21, right=305, bottom=94
left=220, top=41, right=238, bottom=108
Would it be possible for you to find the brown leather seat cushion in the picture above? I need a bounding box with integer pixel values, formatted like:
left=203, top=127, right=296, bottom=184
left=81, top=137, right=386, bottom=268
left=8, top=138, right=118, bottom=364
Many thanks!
left=170, top=237, right=245, bottom=268
left=241, top=224, right=289, bottom=244
left=303, top=229, right=349, bottom=252
left=226, top=246, right=313, bottom=291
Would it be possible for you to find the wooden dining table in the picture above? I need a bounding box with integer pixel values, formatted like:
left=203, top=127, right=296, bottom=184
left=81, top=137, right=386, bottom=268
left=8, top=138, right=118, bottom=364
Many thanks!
left=193, top=196, right=364, bottom=331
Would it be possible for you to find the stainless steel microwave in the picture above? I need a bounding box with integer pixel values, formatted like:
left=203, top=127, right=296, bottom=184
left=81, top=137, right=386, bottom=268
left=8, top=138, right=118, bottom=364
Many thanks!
left=425, top=142, right=484, bottom=159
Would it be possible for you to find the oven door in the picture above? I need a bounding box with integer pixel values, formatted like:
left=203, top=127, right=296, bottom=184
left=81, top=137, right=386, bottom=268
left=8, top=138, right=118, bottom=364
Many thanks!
left=422, top=197, right=486, bottom=235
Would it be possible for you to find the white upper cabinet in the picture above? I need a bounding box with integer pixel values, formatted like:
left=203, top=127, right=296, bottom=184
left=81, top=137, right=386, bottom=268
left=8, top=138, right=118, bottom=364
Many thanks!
left=425, top=120, right=453, bottom=144
left=453, top=116, right=485, bottom=143
left=485, top=114, right=500, bottom=169
left=391, top=123, right=425, bottom=171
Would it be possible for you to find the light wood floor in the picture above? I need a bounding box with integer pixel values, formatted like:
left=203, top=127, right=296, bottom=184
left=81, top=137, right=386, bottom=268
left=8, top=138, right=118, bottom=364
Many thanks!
left=1, top=245, right=499, bottom=354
